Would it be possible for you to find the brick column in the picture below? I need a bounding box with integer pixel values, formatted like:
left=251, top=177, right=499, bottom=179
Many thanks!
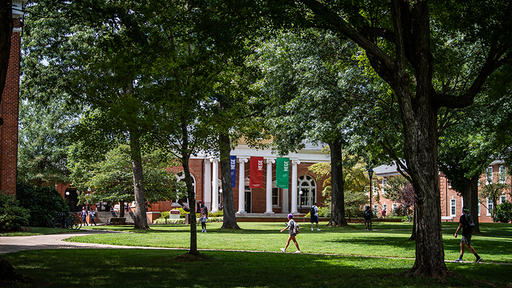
left=0, top=19, right=21, bottom=195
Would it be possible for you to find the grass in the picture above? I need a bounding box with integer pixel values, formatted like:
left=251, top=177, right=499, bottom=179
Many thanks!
left=69, top=221, right=512, bottom=263
left=3, top=249, right=512, bottom=288
left=2, top=222, right=511, bottom=287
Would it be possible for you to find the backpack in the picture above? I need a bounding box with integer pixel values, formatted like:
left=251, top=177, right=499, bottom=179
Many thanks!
left=310, top=206, right=316, bottom=217
left=465, top=214, right=475, bottom=227
left=364, top=209, right=372, bottom=219
left=294, top=222, right=300, bottom=234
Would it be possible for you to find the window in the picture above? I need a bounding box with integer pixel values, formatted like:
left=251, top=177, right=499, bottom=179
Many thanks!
left=272, top=187, right=279, bottom=207
left=392, top=203, right=397, bottom=212
left=486, top=166, right=493, bottom=184
left=383, top=204, right=387, bottom=214
left=500, top=195, right=507, bottom=204
left=450, top=199, right=456, bottom=216
left=297, top=175, right=316, bottom=207
left=499, top=166, right=507, bottom=184
left=487, top=198, right=493, bottom=216
left=174, top=172, right=196, bottom=207
left=382, top=179, right=387, bottom=194
left=373, top=204, right=378, bottom=214
left=372, top=181, right=378, bottom=195
left=478, top=200, right=481, bottom=216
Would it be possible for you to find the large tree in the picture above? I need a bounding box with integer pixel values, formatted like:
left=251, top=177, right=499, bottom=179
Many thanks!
left=22, top=0, right=168, bottom=229
left=252, top=30, right=365, bottom=225
left=252, top=0, right=512, bottom=277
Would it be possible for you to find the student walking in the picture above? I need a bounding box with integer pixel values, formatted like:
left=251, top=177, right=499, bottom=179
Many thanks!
left=310, top=203, right=320, bottom=231
left=88, top=208, right=97, bottom=226
left=454, top=206, right=482, bottom=263
left=363, top=206, right=373, bottom=231
left=199, top=201, right=208, bottom=233
left=280, top=214, right=301, bottom=253
left=81, top=207, right=88, bottom=226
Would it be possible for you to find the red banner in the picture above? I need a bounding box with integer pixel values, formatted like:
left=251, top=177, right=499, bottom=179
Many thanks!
left=250, top=156, right=264, bottom=188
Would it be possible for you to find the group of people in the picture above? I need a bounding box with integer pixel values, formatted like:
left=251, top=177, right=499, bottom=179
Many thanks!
left=80, top=207, right=97, bottom=226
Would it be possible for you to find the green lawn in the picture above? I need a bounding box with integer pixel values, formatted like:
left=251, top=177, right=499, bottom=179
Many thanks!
left=2, top=222, right=511, bottom=287
left=3, top=249, right=512, bottom=288
left=70, top=222, right=512, bottom=263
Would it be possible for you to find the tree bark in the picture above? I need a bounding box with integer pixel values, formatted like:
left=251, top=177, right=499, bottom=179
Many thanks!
left=219, top=132, right=240, bottom=229
left=461, top=176, right=480, bottom=233
left=0, top=0, right=12, bottom=103
left=119, top=200, right=125, bottom=218
left=182, top=153, right=198, bottom=255
left=409, top=207, right=416, bottom=241
left=128, top=128, right=149, bottom=230
left=328, top=138, right=347, bottom=226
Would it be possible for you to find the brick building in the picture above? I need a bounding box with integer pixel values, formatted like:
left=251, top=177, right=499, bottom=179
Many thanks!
left=0, top=1, right=24, bottom=195
left=144, top=142, right=330, bottom=222
left=373, top=161, right=511, bottom=223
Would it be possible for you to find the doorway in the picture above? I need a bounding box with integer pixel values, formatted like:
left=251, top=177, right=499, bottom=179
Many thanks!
left=244, top=185, right=251, bottom=213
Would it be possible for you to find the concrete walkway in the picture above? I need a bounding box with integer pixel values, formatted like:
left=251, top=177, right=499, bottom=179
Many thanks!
left=0, top=230, right=174, bottom=255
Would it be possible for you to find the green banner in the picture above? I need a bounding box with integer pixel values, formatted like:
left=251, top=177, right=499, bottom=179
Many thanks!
left=276, top=157, right=290, bottom=189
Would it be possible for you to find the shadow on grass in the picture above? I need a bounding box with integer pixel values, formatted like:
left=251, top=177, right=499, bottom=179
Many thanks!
left=3, top=249, right=511, bottom=288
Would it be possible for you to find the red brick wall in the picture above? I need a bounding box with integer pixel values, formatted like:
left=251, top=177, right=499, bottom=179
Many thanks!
left=0, top=20, right=21, bottom=195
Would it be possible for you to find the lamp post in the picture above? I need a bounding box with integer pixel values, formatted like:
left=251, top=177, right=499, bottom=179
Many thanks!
left=367, top=167, right=374, bottom=230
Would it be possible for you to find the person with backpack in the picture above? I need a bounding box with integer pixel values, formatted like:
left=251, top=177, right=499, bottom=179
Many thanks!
left=88, top=208, right=97, bottom=226
left=364, top=206, right=373, bottom=231
left=280, top=214, right=301, bottom=253
left=454, top=206, right=482, bottom=263
left=310, top=203, right=320, bottom=231
left=199, top=201, right=208, bottom=233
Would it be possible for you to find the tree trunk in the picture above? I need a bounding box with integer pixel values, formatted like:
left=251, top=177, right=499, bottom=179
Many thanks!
left=128, top=129, right=149, bottom=230
left=470, top=176, right=480, bottom=233
left=119, top=200, right=125, bottom=218
left=328, top=138, right=347, bottom=226
left=397, top=87, right=447, bottom=277
left=409, top=207, right=416, bottom=241
left=182, top=153, right=198, bottom=255
left=219, top=132, right=240, bottom=229
left=0, top=0, right=12, bottom=103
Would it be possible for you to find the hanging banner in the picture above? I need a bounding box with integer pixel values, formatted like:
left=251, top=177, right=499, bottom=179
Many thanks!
left=230, top=156, right=237, bottom=188
left=249, top=156, right=264, bottom=188
left=276, top=157, right=290, bottom=189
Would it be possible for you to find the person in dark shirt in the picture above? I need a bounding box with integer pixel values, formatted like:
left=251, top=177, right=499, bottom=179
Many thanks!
left=454, top=206, right=482, bottom=263
left=363, top=206, right=372, bottom=231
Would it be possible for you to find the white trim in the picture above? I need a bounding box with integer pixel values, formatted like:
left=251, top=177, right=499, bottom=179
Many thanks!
left=486, top=197, right=492, bottom=216
left=450, top=198, right=456, bottom=216
left=500, top=195, right=507, bottom=204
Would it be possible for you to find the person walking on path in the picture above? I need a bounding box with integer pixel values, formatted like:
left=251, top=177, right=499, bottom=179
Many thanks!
left=454, top=206, right=482, bottom=263
left=88, top=208, right=97, bottom=226
left=310, top=203, right=320, bottom=231
left=363, top=206, right=373, bottom=231
left=80, top=207, right=88, bottom=226
left=199, top=201, right=208, bottom=232
left=280, top=214, right=301, bottom=253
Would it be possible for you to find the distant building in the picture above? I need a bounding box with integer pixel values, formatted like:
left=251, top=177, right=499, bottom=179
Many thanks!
left=373, top=161, right=511, bottom=223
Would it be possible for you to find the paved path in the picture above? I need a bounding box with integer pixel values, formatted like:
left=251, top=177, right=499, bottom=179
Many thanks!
left=1, top=231, right=511, bottom=266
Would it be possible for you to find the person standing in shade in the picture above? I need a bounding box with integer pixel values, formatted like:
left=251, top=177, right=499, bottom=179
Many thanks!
left=310, top=203, right=320, bottom=231
left=454, top=206, right=482, bottom=263
left=363, top=206, right=373, bottom=231
left=280, top=214, right=301, bottom=253
left=199, top=201, right=208, bottom=233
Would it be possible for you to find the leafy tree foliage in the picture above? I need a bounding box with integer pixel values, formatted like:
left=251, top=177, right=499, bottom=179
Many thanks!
left=480, top=183, right=507, bottom=221
left=16, top=183, right=68, bottom=227
left=0, top=193, right=29, bottom=232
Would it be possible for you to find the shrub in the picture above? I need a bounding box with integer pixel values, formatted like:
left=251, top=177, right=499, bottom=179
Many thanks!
left=493, top=202, right=512, bottom=223
left=16, top=183, right=69, bottom=227
left=0, top=193, right=30, bottom=232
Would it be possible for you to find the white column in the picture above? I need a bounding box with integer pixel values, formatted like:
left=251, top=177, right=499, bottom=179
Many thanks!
left=291, top=160, right=299, bottom=214
left=237, top=158, right=248, bottom=214
left=211, top=158, right=219, bottom=212
left=203, top=158, right=212, bottom=210
left=265, top=158, right=275, bottom=215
